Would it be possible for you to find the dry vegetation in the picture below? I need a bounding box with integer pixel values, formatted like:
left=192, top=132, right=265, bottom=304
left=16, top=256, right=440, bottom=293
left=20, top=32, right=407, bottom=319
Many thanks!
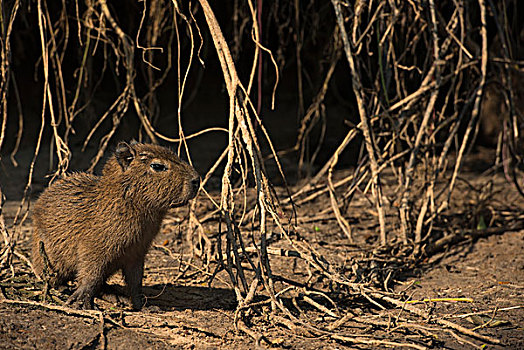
left=0, top=0, right=523, bottom=348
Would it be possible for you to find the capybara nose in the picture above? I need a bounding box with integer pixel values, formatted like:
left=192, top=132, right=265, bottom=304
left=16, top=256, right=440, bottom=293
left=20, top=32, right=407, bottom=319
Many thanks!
left=190, top=177, right=200, bottom=192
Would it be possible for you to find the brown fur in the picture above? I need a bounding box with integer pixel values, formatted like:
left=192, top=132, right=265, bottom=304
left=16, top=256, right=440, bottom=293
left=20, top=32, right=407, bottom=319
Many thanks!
left=32, top=141, right=200, bottom=309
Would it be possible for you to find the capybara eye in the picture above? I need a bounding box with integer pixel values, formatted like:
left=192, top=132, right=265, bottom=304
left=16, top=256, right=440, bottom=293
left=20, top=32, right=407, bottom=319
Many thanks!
left=150, top=163, right=168, bottom=172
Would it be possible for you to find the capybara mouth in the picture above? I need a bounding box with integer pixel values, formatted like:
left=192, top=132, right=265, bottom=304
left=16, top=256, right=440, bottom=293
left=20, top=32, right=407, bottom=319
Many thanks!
left=170, top=200, right=189, bottom=208
left=169, top=186, right=198, bottom=208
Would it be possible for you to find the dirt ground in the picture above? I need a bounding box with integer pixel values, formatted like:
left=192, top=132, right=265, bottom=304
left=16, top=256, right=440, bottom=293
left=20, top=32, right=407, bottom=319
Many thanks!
left=3, top=230, right=522, bottom=350
left=0, top=152, right=523, bottom=349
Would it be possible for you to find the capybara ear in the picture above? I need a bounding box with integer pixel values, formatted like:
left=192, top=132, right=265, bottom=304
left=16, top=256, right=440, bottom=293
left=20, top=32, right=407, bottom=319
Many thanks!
left=115, top=141, right=136, bottom=170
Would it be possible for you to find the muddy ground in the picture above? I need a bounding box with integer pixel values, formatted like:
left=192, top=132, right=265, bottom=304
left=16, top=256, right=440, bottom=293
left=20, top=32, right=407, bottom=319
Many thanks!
left=0, top=152, right=523, bottom=349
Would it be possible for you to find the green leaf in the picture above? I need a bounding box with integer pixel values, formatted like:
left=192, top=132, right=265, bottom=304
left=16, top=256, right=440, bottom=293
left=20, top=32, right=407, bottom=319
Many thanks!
left=467, top=315, right=511, bottom=327
left=477, top=215, right=487, bottom=230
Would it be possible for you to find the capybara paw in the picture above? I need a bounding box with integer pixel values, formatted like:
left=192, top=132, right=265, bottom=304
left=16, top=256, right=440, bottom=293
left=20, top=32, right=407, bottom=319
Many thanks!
left=130, top=294, right=145, bottom=310
left=142, top=305, right=161, bottom=313
left=66, top=292, right=95, bottom=310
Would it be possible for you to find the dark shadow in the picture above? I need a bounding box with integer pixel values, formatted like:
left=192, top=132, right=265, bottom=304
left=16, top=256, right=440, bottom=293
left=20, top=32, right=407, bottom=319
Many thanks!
left=140, top=284, right=237, bottom=311
left=34, top=281, right=237, bottom=312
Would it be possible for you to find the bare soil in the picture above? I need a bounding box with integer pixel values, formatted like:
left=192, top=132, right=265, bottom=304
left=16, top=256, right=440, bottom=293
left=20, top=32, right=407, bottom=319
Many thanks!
left=0, top=155, right=523, bottom=349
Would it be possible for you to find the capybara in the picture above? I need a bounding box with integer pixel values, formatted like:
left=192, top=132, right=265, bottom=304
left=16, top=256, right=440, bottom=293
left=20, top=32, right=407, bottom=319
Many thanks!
left=32, top=141, right=200, bottom=309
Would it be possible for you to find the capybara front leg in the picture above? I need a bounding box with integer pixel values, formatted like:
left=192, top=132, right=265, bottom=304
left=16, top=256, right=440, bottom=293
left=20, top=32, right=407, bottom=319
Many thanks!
left=123, top=258, right=145, bottom=310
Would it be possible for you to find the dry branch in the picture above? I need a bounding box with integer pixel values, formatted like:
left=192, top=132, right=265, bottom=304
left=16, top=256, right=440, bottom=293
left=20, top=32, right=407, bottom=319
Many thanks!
left=332, top=0, right=388, bottom=245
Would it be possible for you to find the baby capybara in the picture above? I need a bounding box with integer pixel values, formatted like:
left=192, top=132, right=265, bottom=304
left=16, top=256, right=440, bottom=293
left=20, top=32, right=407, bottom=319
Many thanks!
left=32, top=141, right=200, bottom=309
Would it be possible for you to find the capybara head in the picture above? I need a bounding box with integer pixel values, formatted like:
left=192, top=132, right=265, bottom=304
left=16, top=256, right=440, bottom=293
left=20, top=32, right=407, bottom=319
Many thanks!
left=103, top=141, right=200, bottom=209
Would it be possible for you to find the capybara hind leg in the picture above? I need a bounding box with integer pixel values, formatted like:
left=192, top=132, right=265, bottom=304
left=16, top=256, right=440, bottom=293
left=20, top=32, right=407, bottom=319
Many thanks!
left=66, top=270, right=104, bottom=309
